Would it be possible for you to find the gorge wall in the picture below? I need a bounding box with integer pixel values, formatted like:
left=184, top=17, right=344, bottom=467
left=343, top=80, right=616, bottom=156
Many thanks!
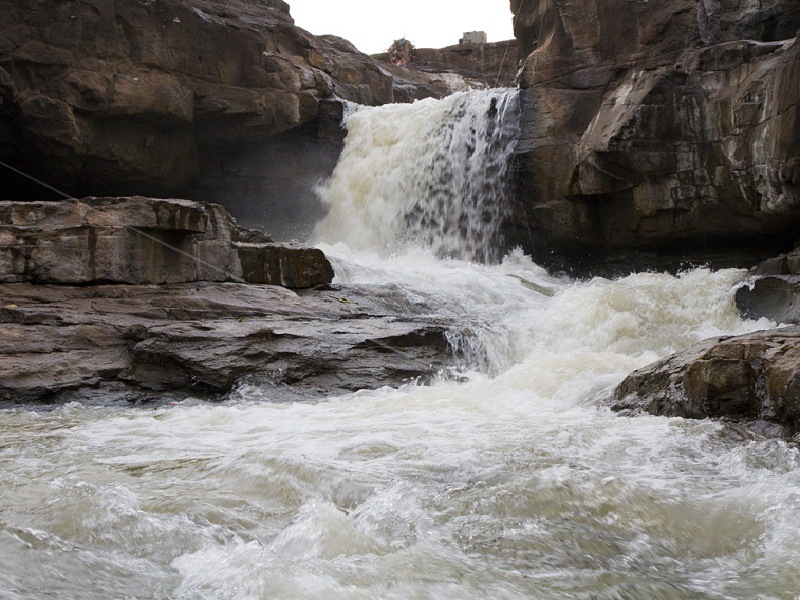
left=512, top=0, right=800, bottom=273
left=0, top=0, right=484, bottom=238
left=3, top=0, right=799, bottom=269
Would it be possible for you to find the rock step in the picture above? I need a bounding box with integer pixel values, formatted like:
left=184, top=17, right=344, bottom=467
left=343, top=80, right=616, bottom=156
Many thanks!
left=0, top=282, right=457, bottom=404
left=0, top=197, right=333, bottom=288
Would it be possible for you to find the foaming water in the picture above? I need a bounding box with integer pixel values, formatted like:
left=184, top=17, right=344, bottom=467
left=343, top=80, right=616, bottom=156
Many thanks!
left=313, top=90, right=520, bottom=262
left=2, top=90, right=797, bottom=598
left=2, top=243, right=794, bottom=599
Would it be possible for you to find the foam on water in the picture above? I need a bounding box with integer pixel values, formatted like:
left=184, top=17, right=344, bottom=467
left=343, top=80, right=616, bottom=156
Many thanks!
left=1, top=90, right=797, bottom=599
left=0, top=250, right=792, bottom=599
left=313, top=89, right=520, bottom=263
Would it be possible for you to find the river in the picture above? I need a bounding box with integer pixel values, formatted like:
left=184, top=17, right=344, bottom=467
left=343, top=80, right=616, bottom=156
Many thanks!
left=1, top=90, right=799, bottom=599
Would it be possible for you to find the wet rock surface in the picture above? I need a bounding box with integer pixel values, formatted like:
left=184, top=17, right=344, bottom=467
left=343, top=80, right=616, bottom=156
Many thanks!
left=736, top=248, right=800, bottom=324
left=736, top=275, right=800, bottom=324
left=611, top=326, right=800, bottom=438
left=0, top=281, right=459, bottom=405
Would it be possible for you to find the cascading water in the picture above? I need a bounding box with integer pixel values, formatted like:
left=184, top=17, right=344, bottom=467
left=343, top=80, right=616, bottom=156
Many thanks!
left=2, top=90, right=798, bottom=600
left=313, top=89, right=520, bottom=263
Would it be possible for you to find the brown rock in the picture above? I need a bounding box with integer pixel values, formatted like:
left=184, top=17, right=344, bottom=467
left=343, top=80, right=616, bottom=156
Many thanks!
left=0, top=281, right=459, bottom=404
left=611, top=326, right=800, bottom=437
left=0, top=0, right=391, bottom=195
left=0, top=196, right=336, bottom=287
left=0, top=197, right=242, bottom=284
left=236, top=242, right=334, bottom=289
left=512, top=0, right=800, bottom=273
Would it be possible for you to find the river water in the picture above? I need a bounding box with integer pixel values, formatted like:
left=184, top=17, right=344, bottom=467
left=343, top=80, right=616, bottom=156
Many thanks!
left=2, top=90, right=799, bottom=599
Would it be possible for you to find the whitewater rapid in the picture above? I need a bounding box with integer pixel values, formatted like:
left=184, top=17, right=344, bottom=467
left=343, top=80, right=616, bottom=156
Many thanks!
left=2, top=90, right=799, bottom=599
left=2, top=247, right=795, bottom=599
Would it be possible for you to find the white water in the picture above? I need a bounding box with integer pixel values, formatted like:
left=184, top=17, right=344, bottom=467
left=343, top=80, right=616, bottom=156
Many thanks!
left=313, top=90, right=520, bottom=263
left=2, top=91, right=800, bottom=599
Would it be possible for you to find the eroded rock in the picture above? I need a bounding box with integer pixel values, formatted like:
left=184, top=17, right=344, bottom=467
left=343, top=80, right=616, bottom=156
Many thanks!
left=512, top=0, right=800, bottom=273
left=611, top=326, right=800, bottom=437
left=0, top=281, right=460, bottom=404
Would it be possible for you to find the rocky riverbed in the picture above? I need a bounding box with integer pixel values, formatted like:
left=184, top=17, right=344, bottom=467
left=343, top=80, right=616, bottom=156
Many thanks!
left=611, top=248, right=800, bottom=439
left=0, top=197, right=460, bottom=405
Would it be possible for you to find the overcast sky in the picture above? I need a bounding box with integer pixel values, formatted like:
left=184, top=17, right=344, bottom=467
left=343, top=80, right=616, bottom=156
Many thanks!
left=288, top=0, right=515, bottom=55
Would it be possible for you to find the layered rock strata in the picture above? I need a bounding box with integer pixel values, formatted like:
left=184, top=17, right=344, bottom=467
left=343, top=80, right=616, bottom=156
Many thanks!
left=0, top=281, right=457, bottom=404
left=0, top=197, right=333, bottom=287
left=512, top=0, right=800, bottom=272
left=0, top=196, right=459, bottom=403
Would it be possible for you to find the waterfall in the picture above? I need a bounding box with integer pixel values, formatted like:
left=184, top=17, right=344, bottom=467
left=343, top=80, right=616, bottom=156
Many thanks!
left=313, top=89, right=521, bottom=263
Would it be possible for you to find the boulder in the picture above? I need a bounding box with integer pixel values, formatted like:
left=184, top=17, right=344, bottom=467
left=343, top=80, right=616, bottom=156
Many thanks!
left=611, top=326, right=800, bottom=437
left=236, top=242, right=334, bottom=288
left=735, top=247, right=800, bottom=323
left=512, top=0, right=800, bottom=273
left=736, top=275, right=800, bottom=324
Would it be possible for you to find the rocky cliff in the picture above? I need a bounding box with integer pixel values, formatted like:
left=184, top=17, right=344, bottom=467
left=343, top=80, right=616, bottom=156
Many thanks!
left=0, top=0, right=482, bottom=238
left=511, top=0, right=800, bottom=272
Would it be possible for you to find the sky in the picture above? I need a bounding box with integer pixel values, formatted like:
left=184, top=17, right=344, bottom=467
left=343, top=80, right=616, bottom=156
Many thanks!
left=287, top=0, right=515, bottom=55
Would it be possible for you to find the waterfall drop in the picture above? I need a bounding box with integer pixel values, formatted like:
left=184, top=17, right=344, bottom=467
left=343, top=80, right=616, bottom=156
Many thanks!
left=313, top=89, right=520, bottom=263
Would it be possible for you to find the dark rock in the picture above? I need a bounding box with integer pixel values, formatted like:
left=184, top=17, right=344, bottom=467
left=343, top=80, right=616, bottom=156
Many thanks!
left=736, top=275, right=800, bottom=324
left=236, top=242, right=334, bottom=288
left=511, top=0, right=800, bottom=273
left=611, top=326, right=800, bottom=437
left=0, top=281, right=461, bottom=404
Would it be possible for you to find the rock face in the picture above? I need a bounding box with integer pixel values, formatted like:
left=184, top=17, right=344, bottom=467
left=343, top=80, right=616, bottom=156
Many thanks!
left=0, top=0, right=481, bottom=237
left=735, top=247, right=800, bottom=323
left=512, top=0, right=800, bottom=272
left=0, top=197, right=333, bottom=288
left=0, top=281, right=458, bottom=404
left=611, top=326, right=800, bottom=437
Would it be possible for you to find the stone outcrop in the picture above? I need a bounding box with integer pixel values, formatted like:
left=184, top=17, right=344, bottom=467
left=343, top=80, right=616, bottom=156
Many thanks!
left=0, top=195, right=461, bottom=403
left=735, top=247, right=800, bottom=323
left=512, top=0, right=800, bottom=273
left=0, top=0, right=482, bottom=238
left=0, top=196, right=333, bottom=288
left=611, top=326, right=800, bottom=438
left=375, top=39, right=521, bottom=89
left=0, top=281, right=458, bottom=404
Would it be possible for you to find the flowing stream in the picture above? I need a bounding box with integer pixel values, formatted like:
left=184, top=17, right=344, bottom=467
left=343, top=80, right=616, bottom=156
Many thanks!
left=2, top=90, right=800, bottom=599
